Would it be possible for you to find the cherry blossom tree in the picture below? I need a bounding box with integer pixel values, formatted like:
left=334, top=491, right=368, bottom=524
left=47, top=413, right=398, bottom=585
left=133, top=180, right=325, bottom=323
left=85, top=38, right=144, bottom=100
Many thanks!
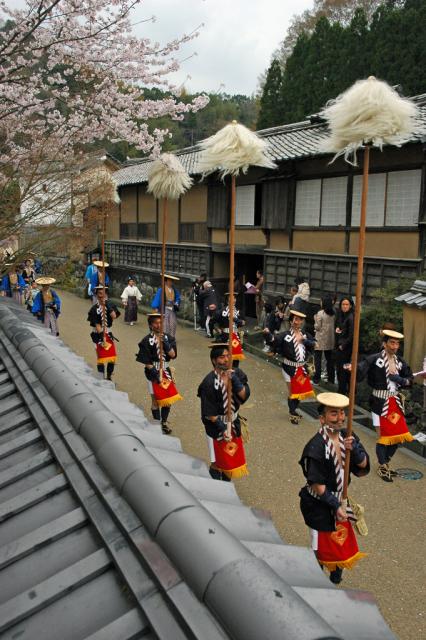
left=0, top=0, right=208, bottom=248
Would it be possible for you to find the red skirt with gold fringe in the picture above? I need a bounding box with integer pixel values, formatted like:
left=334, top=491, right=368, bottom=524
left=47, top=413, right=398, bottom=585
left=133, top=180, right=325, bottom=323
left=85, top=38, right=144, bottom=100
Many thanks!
left=378, top=396, right=414, bottom=445
left=213, top=435, right=248, bottom=479
left=317, top=521, right=366, bottom=571
left=290, top=366, right=315, bottom=400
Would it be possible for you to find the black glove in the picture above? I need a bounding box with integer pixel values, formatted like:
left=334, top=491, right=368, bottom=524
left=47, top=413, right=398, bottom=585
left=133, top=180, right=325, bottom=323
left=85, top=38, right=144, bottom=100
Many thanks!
left=173, top=304, right=179, bottom=313
left=90, top=331, right=103, bottom=344
left=231, top=373, right=244, bottom=394
left=215, top=418, right=227, bottom=435
left=389, top=374, right=410, bottom=387
left=303, top=338, right=316, bottom=349
left=146, top=367, right=160, bottom=383
left=351, top=440, right=366, bottom=465
left=163, top=338, right=172, bottom=354
left=317, top=489, right=340, bottom=511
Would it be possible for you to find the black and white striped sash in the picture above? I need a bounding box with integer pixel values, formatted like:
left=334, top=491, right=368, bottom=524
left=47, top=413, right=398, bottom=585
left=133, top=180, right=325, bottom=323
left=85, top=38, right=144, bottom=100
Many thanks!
left=381, top=350, right=403, bottom=416
left=291, top=330, right=305, bottom=364
left=214, top=371, right=237, bottom=422
left=150, top=333, right=171, bottom=381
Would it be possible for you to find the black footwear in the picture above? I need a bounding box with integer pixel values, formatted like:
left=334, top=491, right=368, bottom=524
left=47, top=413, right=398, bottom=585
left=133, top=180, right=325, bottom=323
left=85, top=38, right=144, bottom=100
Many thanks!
left=289, top=414, right=301, bottom=425
left=377, top=464, right=393, bottom=482
left=329, top=567, right=343, bottom=584
left=386, top=464, right=398, bottom=477
left=161, top=421, right=172, bottom=435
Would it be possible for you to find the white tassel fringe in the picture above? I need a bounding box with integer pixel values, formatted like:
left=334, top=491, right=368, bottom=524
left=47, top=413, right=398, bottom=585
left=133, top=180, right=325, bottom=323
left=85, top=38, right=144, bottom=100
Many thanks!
left=198, top=121, right=275, bottom=177
left=320, top=77, right=421, bottom=164
left=147, top=154, right=192, bottom=200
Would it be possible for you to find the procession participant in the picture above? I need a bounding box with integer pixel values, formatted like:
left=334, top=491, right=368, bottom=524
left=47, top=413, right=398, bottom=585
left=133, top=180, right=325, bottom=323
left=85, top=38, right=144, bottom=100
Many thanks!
left=151, top=274, right=181, bottom=340
left=121, top=276, right=142, bottom=325
left=299, top=392, right=369, bottom=584
left=197, top=344, right=250, bottom=481
left=264, top=309, right=316, bottom=424
left=211, top=293, right=245, bottom=366
left=25, top=280, right=39, bottom=312
left=84, top=254, right=99, bottom=299
left=87, top=285, right=119, bottom=380
left=22, top=258, right=36, bottom=286
left=32, top=277, right=61, bottom=336
left=351, top=329, right=414, bottom=483
left=89, top=260, right=110, bottom=303
left=136, top=313, right=180, bottom=434
left=1, top=265, right=26, bottom=301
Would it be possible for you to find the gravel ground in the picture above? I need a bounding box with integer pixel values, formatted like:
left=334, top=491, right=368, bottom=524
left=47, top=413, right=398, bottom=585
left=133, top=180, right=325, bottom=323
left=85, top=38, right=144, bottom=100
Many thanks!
left=57, top=290, right=426, bottom=640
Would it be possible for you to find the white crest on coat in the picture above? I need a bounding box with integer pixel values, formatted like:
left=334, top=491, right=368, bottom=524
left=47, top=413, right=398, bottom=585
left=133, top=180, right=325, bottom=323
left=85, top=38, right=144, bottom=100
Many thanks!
left=319, top=77, right=422, bottom=165
left=197, top=121, right=276, bottom=178
left=147, top=154, right=193, bottom=200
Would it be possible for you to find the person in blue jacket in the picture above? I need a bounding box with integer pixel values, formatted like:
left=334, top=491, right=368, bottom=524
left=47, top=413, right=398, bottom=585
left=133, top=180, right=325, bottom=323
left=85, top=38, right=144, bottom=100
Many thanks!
left=151, top=274, right=181, bottom=339
left=1, top=265, right=26, bottom=302
left=89, top=260, right=110, bottom=303
left=32, top=277, right=61, bottom=336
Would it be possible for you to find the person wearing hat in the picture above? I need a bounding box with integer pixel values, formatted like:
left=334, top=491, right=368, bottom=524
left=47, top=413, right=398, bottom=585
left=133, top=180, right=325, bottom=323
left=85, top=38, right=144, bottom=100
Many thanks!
left=84, top=254, right=99, bottom=300
left=32, top=277, right=61, bottom=336
left=120, top=276, right=142, bottom=326
left=135, top=313, right=177, bottom=434
left=1, top=264, right=26, bottom=301
left=89, top=260, right=110, bottom=304
left=264, top=309, right=316, bottom=424
left=350, top=329, right=414, bottom=482
left=299, top=392, right=369, bottom=584
left=87, top=285, right=120, bottom=380
left=210, top=294, right=246, bottom=366
left=151, top=274, right=181, bottom=340
left=22, top=258, right=36, bottom=286
left=197, top=344, right=250, bottom=481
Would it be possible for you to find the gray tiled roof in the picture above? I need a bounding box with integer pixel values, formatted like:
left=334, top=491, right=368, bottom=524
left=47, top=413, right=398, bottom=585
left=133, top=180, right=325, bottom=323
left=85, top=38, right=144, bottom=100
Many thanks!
left=114, top=96, right=426, bottom=187
left=395, top=280, right=426, bottom=308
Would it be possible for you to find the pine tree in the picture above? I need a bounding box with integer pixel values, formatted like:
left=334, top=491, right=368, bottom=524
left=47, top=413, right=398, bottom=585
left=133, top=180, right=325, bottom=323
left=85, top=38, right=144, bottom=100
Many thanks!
left=257, top=59, right=284, bottom=129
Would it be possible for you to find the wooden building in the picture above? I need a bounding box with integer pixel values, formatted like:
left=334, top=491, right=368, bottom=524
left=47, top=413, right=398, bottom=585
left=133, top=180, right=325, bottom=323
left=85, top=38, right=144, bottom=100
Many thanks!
left=108, top=94, right=426, bottom=309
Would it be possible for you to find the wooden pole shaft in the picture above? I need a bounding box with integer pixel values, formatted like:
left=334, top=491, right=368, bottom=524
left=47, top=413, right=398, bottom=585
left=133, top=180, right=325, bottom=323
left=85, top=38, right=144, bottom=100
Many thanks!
left=159, top=198, right=168, bottom=378
left=227, top=175, right=236, bottom=428
left=101, top=208, right=107, bottom=340
left=343, top=145, right=370, bottom=499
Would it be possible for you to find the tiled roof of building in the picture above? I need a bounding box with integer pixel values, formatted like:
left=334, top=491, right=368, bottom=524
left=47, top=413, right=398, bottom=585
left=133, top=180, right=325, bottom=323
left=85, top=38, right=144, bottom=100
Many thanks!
left=395, top=280, right=426, bottom=308
left=114, top=95, right=426, bottom=187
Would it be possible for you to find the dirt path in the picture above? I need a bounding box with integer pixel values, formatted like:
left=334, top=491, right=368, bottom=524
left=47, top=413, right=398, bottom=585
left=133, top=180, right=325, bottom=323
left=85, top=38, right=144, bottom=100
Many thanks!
left=57, top=290, right=425, bottom=640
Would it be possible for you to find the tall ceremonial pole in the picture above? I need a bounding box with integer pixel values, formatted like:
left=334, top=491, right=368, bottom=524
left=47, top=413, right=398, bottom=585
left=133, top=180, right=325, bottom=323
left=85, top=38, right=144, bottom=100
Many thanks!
left=321, top=77, right=420, bottom=501
left=147, top=153, right=192, bottom=385
left=100, top=206, right=107, bottom=341
left=159, top=198, right=168, bottom=379
left=198, top=120, right=275, bottom=437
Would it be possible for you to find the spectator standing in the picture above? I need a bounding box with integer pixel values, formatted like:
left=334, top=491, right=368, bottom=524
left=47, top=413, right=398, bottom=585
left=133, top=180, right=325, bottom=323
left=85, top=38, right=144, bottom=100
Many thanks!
left=313, top=296, right=336, bottom=385
left=334, top=297, right=354, bottom=394
left=197, top=281, right=218, bottom=337
left=194, top=273, right=207, bottom=330
left=254, top=269, right=264, bottom=329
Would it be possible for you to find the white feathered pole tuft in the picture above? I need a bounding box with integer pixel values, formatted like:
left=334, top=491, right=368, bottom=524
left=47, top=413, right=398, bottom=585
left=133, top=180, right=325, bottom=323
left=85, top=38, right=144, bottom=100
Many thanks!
left=320, top=76, right=421, bottom=164
left=197, top=120, right=275, bottom=177
left=147, top=153, right=192, bottom=200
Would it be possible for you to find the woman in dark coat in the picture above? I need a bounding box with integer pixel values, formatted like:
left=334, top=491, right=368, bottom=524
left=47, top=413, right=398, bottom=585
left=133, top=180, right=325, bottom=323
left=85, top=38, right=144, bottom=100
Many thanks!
left=334, top=297, right=354, bottom=394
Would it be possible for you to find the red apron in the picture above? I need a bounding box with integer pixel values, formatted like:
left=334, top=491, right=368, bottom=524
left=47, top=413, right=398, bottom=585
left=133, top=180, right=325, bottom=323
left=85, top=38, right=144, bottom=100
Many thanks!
left=96, top=334, right=117, bottom=365
left=290, top=366, right=315, bottom=400
left=213, top=435, right=248, bottom=479
left=152, top=370, right=183, bottom=408
left=378, top=396, right=414, bottom=445
left=317, top=521, right=366, bottom=571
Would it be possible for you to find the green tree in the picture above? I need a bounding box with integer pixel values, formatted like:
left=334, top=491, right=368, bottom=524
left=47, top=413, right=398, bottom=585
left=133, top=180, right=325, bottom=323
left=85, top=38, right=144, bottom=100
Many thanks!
left=257, top=59, right=284, bottom=129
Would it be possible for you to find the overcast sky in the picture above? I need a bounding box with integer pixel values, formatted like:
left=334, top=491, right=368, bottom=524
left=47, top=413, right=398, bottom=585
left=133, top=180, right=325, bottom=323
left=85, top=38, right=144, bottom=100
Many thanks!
left=132, top=0, right=314, bottom=95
